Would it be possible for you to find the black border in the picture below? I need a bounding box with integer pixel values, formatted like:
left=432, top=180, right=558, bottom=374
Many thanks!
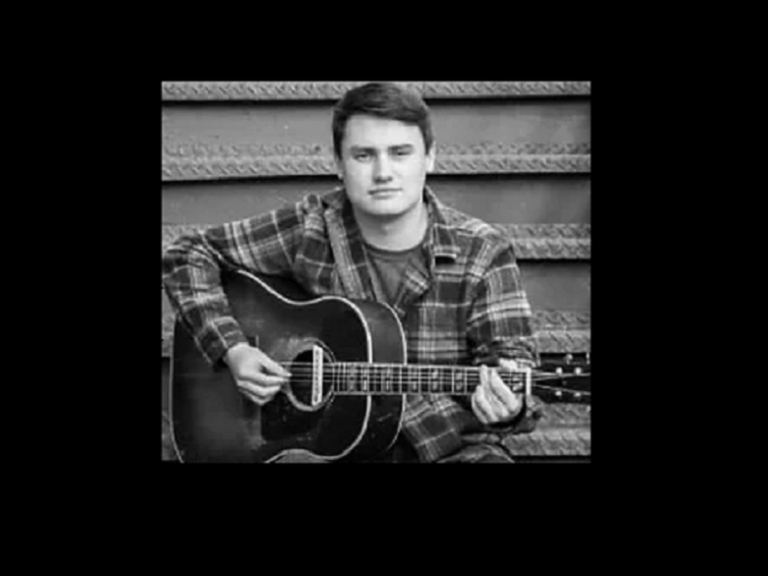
left=96, top=62, right=623, bottom=504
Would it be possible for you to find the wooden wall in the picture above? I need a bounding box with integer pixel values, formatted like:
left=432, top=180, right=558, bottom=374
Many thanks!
left=161, top=81, right=591, bottom=460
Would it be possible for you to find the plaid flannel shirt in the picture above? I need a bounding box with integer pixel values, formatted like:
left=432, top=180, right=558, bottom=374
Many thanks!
left=162, top=186, right=540, bottom=462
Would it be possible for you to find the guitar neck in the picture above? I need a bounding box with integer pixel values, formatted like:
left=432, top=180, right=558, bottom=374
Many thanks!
left=322, top=362, right=527, bottom=396
left=289, top=360, right=591, bottom=404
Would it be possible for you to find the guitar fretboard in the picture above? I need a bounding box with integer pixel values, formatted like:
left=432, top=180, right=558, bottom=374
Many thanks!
left=321, top=363, right=528, bottom=395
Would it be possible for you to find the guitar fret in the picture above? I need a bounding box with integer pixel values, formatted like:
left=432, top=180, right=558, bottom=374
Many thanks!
left=465, top=368, right=476, bottom=394
left=455, top=368, right=466, bottom=394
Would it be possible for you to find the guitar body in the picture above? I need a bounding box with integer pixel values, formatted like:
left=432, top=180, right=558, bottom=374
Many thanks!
left=170, top=269, right=407, bottom=463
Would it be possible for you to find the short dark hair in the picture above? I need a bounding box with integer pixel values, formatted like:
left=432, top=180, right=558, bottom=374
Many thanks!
left=332, top=82, right=434, bottom=159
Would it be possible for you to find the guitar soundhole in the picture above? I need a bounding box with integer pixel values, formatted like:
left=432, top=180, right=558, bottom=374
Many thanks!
left=285, top=348, right=334, bottom=411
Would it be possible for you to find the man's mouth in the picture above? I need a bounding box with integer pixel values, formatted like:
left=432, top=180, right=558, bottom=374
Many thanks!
left=370, top=188, right=401, bottom=195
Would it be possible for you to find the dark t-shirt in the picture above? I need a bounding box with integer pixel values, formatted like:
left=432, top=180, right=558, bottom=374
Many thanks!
left=363, top=238, right=428, bottom=306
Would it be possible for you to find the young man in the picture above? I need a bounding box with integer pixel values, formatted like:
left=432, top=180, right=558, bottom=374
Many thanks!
left=162, top=82, right=541, bottom=463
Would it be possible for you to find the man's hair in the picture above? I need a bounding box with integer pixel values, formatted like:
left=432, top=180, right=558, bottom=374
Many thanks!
left=332, top=82, right=434, bottom=159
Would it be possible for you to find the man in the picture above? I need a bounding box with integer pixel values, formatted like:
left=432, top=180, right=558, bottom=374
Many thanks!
left=162, top=82, right=541, bottom=463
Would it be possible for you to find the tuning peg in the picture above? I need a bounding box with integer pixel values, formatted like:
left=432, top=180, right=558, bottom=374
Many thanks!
left=575, top=367, right=582, bottom=375
left=556, top=367, right=563, bottom=375
left=586, top=352, right=590, bottom=363
left=565, top=353, right=573, bottom=364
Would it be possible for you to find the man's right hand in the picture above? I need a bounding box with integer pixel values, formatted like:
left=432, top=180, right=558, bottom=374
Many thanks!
left=224, top=343, right=292, bottom=406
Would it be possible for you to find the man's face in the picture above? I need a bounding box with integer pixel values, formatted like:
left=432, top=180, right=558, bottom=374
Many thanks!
left=336, top=115, right=435, bottom=220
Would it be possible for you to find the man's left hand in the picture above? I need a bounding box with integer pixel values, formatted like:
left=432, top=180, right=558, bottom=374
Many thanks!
left=471, top=359, right=523, bottom=425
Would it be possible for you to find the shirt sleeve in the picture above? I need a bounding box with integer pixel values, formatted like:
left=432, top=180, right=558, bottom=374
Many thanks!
left=464, top=239, right=542, bottom=433
left=162, top=200, right=308, bottom=365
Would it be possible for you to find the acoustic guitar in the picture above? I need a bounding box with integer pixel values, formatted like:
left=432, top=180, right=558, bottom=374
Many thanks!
left=169, top=269, right=590, bottom=462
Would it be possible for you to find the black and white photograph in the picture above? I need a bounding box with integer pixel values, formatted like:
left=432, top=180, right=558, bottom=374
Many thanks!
left=161, top=81, right=591, bottom=463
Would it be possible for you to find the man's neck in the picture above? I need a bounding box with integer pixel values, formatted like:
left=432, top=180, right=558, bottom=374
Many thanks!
left=352, top=200, right=429, bottom=252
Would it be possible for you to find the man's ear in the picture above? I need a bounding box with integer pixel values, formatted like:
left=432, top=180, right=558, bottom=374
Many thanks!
left=426, top=142, right=436, bottom=173
left=334, top=155, right=344, bottom=181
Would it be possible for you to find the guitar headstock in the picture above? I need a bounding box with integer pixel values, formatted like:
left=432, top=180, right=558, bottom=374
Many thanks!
left=530, top=353, right=591, bottom=404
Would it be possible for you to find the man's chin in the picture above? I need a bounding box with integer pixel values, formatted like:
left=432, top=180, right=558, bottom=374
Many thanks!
left=356, top=199, right=406, bottom=216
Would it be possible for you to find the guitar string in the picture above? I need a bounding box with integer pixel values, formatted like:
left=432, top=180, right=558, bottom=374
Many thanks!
left=262, top=367, right=587, bottom=382
left=266, top=363, right=588, bottom=374
left=272, top=374, right=591, bottom=383
left=255, top=363, right=588, bottom=390
left=270, top=376, right=590, bottom=393
left=264, top=374, right=587, bottom=386
left=272, top=365, right=586, bottom=371
left=272, top=362, right=588, bottom=368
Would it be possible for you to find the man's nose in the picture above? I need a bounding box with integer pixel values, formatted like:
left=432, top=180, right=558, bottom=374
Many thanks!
left=373, top=155, right=394, bottom=182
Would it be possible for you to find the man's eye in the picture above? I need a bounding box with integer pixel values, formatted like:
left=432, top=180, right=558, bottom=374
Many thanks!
left=394, top=149, right=411, bottom=157
left=354, top=153, right=371, bottom=160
